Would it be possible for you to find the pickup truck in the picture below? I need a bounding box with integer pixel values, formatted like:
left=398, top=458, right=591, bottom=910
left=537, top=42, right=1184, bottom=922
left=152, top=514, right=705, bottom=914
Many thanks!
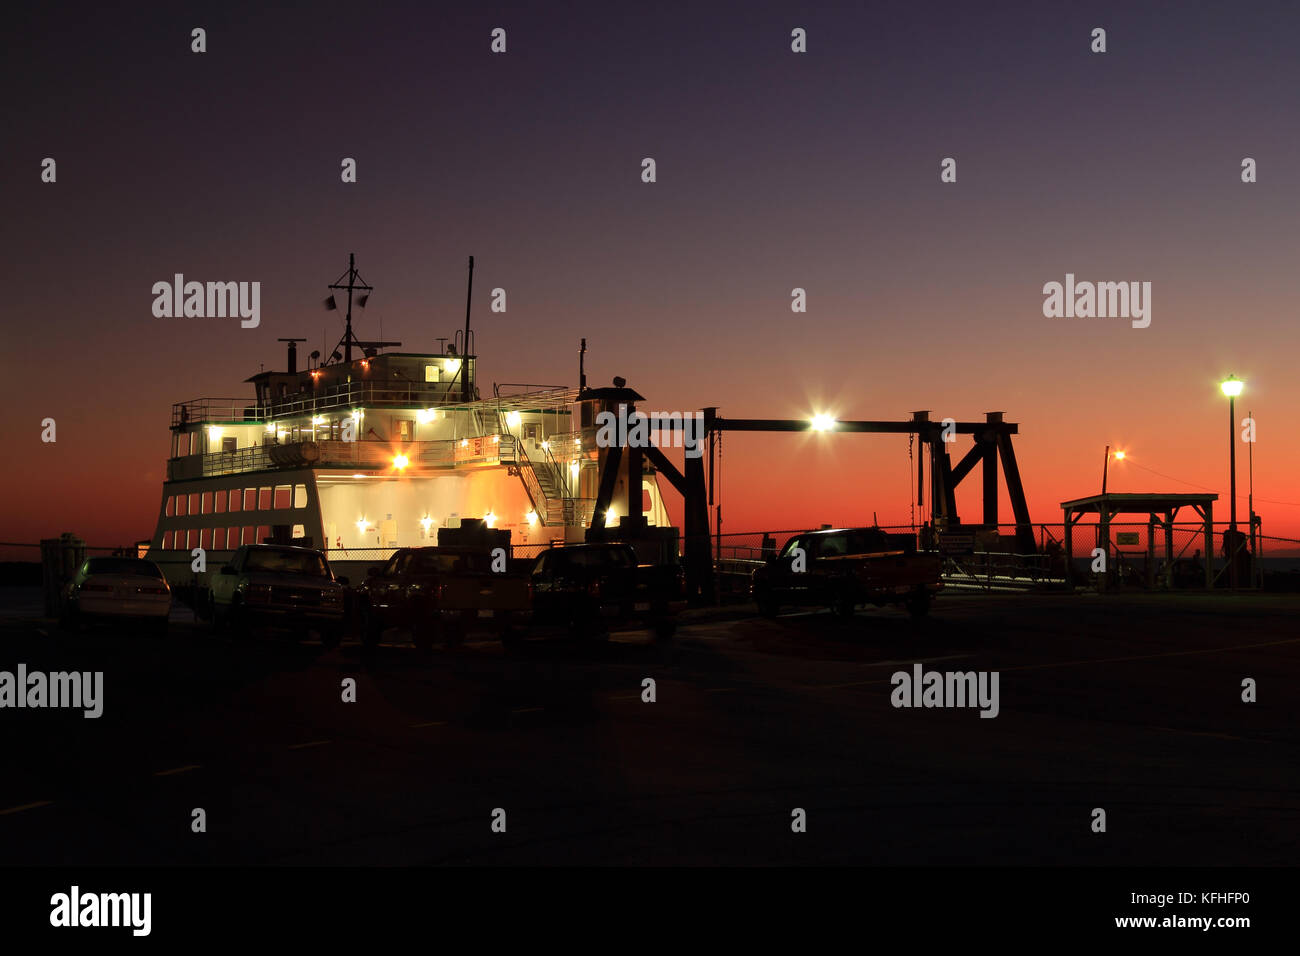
left=209, top=544, right=348, bottom=644
left=354, top=546, right=530, bottom=648
left=527, top=542, right=684, bottom=642
left=751, top=527, right=941, bottom=619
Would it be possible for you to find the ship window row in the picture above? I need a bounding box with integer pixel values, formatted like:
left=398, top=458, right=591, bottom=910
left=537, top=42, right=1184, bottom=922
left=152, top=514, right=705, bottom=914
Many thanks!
left=162, top=525, right=307, bottom=551
left=164, top=484, right=308, bottom=516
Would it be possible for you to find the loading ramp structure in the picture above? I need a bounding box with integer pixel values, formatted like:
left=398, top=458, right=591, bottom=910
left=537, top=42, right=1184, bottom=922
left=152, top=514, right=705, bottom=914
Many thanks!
left=589, top=404, right=1035, bottom=603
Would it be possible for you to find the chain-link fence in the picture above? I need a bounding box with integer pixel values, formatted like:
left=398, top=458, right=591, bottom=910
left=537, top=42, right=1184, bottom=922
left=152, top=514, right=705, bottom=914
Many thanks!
left=5, top=520, right=1300, bottom=622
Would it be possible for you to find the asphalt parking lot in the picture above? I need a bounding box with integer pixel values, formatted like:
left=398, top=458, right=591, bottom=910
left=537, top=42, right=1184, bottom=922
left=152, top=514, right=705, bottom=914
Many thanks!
left=1, top=591, right=1297, bottom=865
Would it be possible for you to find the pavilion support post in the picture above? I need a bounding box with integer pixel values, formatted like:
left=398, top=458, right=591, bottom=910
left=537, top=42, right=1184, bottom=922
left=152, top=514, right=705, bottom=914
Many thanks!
left=1063, top=508, right=1074, bottom=588
left=1146, top=514, right=1157, bottom=590
left=1098, top=506, right=1111, bottom=593
left=1203, top=502, right=1214, bottom=590
left=1163, top=510, right=1174, bottom=589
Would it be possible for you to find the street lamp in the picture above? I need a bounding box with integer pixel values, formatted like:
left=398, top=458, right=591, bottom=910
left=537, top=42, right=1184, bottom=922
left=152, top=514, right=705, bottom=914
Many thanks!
left=1220, top=376, right=1242, bottom=532
left=1101, top=446, right=1126, bottom=494
left=1220, top=376, right=1244, bottom=588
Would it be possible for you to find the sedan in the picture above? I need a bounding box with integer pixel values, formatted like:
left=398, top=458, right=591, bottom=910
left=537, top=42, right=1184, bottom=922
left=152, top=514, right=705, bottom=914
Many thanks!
left=62, top=556, right=172, bottom=636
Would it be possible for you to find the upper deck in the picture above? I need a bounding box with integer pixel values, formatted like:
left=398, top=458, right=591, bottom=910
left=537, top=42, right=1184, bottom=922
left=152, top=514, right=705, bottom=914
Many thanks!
left=172, top=352, right=476, bottom=428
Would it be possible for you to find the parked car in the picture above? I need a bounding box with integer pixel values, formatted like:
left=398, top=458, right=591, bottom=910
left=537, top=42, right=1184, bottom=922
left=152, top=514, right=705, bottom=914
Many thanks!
left=751, top=527, right=942, bottom=619
left=61, top=556, right=172, bottom=636
left=527, top=542, right=684, bottom=642
left=209, top=544, right=347, bottom=644
left=354, top=546, right=530, bottom=648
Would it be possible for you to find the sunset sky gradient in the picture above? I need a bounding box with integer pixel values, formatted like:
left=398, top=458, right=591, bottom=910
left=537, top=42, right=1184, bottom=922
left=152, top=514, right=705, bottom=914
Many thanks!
left=4, top=1, right=1298, bottom=550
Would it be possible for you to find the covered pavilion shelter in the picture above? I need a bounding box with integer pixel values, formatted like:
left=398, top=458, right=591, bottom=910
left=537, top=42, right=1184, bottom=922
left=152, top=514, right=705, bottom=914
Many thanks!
left=1061, top=493, right=1218, bottom=591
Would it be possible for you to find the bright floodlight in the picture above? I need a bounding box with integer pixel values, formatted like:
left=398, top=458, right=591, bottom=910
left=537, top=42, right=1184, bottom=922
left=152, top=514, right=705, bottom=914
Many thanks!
left=1114, top=450, right=1125, bottom=460
left=810, top=414, right=836, bottom=432
left=392, top=454, right=409, bottom=470
left=1220, top=376, right=1243, bottom=398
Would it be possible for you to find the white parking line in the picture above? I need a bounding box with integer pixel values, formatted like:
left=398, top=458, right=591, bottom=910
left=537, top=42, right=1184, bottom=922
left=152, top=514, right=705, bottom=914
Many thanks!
left=868, top=655, right=973, bottom=666
left=153, top=764, right=202, bottom=777
left=0, top=800, right=53, bottom=816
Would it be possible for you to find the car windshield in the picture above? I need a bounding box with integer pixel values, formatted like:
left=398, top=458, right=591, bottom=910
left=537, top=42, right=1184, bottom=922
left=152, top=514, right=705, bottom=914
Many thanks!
left=845, top=530, right=891, bottom=553
left=411, top=551, right=490, bottom=574
left=384, top=551, right=414, bottom=575
left=244, top=549, right=329, bottom=576
left=550, top=547, right=632, bottom=570
left=84, top=558, right=162, bottom=578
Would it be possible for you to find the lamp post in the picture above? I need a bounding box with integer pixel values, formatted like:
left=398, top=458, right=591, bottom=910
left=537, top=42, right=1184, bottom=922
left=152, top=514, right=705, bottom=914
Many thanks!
left=1101, top=446, right=1123, bottom=495
left=1248, top=407, right=1257, bottom=587
left=1220, top=376, right=1244, bottom=588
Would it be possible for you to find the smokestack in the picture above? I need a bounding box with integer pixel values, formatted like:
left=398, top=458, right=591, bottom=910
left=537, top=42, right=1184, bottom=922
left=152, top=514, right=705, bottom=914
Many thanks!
left=279, top=337, right=307, bottom=374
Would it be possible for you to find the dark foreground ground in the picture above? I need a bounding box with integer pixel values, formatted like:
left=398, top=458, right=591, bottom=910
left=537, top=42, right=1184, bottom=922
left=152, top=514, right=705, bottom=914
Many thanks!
left=0, top=590, right=1296, bottom=865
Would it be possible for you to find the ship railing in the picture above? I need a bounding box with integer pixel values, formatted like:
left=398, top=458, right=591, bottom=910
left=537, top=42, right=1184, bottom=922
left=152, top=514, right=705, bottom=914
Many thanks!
left=172, top=398, right=262, bottom=428
left=263, top=381, right=464, bottom=419
left=570, top=497, right=598, bottom=526
left=313, top=439, right=455, bottom=469
left=172, top=381, right=471, bottom=429
left=512, top=442, right=550, bottom=521
left=545, top=430, right=586, bottom=460
left=169, top=439, right=463, bottom=479
left=537, top=440, right=571, bottom=497
left=491, top=385, right=582, bottom=410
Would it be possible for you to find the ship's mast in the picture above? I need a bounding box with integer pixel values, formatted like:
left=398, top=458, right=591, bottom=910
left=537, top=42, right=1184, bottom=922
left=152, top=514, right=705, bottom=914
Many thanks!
left=327, top=252, right=373, bottom=364
left=461, top=255, right=474, bottom=402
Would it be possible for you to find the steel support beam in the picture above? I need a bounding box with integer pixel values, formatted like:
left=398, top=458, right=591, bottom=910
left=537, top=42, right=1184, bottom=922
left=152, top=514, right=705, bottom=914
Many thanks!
left=713, top=417, right=1017, bottom=435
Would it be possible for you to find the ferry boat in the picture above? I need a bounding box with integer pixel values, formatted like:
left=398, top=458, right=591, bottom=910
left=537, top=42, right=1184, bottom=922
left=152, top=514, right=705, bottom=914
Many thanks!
left=146, top=255, right=672, bottom=583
